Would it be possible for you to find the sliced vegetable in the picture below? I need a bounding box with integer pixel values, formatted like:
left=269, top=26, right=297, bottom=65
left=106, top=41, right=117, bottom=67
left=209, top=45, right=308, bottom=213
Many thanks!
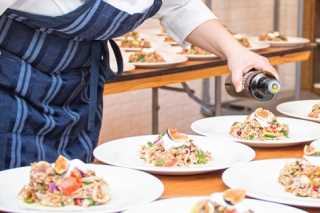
left=137, top=55, right=145, bottom=62
left=155, top=160, right=165, bottom=166
left=163, top=158, right=177, bottom=167
left=264, top=132, right=276, bottom=138
left=49, top=182, right=58, bottom=193
left=60, top=177, right=81, bottom=196
left=278, top=35, right=287, bottom=41
left=75, top=198, right=82, bottom=206
left=83, top=181, right=91, bottom=185
left=25, top=197, right=35, bottom=204
left=197, top=150, right=207, bottom=164
left=71, top=167, right=83, bottom=184
left=87, top=197, right=95, bottom=206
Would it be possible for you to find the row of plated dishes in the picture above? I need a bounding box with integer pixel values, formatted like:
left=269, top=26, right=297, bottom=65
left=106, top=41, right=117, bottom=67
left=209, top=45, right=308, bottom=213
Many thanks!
left=1, top=99, right=320, bottom=213
left=0, top=27, right=315, bottom=212
left=110, top=29, right=310, bottom=71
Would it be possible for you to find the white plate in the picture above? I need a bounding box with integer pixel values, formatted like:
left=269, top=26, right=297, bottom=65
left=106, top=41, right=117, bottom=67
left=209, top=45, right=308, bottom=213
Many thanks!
left=311, top=139, right=320, bottom=147
left=163, top=41, right=179, bottom=46
left=93, top=135, right=255, bottom=175
left=122, top=195, right=307, bottom=213
left=178, top=53, right=218, bottom=60
left=119, top=47, right=144, bottom=52
left=248, top=36, right=310, bottom=47
left=222, top=158, right=320, bottom=208
left=156, top=32, right=168, bottom=36
left=276, top=100, right=320, bottom=123
left=191, top=115, right=320, bottom=148
left=126, top=52, right=188, bottom=68
left=110, top=60, right=135, bottom=72
left=0, top=164, right=164, bottom=213
left=247, top=42, right=270, bottom=51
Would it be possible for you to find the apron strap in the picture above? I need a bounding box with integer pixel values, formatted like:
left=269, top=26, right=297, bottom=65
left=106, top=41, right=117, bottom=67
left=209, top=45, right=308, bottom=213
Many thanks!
left=87, top=39, right=123, bottom=131
left=108, top=39, right=124, bottom=77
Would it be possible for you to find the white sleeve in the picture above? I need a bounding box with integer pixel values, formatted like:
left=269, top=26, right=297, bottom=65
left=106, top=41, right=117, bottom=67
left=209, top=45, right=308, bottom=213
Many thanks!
left=0, top=0, right=17, bottom=15
left=153, top=0, right=217, bottom=47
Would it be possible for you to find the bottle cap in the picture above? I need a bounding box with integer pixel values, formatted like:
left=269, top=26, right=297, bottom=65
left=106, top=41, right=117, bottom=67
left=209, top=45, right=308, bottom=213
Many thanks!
left=267, top=79, right=281, bottom=94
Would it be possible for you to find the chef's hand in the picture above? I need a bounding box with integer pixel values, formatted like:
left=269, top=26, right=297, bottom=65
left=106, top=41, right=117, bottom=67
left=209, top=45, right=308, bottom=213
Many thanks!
left=227, top=48, right=279, bottom=92
left=185, top=19, right=280, bottom=93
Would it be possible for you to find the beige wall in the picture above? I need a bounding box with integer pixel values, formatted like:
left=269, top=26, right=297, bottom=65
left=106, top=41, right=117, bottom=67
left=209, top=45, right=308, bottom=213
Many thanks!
left=98, top=0, right=299, bottom=145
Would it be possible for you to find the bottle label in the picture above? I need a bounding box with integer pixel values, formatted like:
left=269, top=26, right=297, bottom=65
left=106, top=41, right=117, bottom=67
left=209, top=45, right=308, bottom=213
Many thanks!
left=242, top=71, right=254, bottom=90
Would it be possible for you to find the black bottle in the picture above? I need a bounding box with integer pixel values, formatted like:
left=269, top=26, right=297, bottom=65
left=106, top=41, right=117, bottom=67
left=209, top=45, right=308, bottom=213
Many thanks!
left=225, top=70, right=281, bottom=101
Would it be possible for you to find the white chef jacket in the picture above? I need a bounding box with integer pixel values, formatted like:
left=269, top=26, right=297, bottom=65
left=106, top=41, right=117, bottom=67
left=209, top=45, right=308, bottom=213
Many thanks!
left=0, top=0, right=216, bottom=46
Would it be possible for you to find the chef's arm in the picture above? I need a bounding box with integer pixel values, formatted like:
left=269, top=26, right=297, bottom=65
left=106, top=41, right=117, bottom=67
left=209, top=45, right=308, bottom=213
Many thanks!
left=185, top=19, right=279, bottom=92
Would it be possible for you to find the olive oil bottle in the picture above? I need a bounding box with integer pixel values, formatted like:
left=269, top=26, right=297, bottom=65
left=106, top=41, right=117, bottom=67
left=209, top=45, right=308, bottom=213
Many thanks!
left=225, top=70, right=281, bottom=101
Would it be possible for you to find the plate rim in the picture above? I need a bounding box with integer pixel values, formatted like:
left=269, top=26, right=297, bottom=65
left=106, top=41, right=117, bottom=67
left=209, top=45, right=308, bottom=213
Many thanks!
left=93, top=134, right=256, bottom=175
left=0, top=164, right=164, bottom=213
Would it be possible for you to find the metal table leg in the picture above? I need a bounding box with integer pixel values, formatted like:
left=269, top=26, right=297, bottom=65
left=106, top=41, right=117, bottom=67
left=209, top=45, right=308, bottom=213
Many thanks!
left=152, top=88, right=159, bottom=134
left=215, top=76, right=222, bottom=116
left=295, top=62, right=301, bottom=100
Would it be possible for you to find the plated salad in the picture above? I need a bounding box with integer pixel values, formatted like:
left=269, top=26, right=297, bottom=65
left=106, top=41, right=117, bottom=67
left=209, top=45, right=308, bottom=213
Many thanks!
left=178, top=44, right=212, bottom=55
left=225, top=26, right=252, bottom=48
left=308, top=103, right=320, bottom=119
left=230, top=108, right=289, bottom=140
left=258, top=30, right=288, bottom=41
left=234, top=35, right=251, bottom=48
left=128, top=50, right=166, bottom=63
left=122, top=31, right=140, bottom=39
left=139, top=129, right=212, bottom=167
left=279, top=157, right=320, bottom=198
left=164, top=36, right=175, bottom=42
left=18, top=156, right=110, bottom=207
left=278, top=145, right=320, bottom=198
left=119, top=38, right=151, bottom=48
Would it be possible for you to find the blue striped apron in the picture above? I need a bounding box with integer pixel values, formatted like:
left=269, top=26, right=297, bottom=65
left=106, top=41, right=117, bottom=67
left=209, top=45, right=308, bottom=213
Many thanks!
left=0, top=0, right=162, bottom=170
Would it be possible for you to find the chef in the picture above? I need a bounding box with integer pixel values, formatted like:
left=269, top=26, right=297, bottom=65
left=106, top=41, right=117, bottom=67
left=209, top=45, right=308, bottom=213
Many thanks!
left=0, top=0, right=278, bottom=170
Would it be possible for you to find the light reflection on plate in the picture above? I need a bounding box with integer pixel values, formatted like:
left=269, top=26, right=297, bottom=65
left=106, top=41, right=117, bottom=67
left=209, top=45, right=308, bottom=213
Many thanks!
left=93, top=135, right=255, bottom=175
left=191, top=115, right=320, bottom=147
left=0, top=165, right=163, bottom=213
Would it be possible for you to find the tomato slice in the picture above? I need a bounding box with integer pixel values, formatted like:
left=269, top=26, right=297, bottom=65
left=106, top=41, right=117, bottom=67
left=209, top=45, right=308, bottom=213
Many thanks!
left=163, top=158, right=177, bottom=167
left=60, top=177, right=80, bottom=196
left=70, top=168, right=83, bottom=184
